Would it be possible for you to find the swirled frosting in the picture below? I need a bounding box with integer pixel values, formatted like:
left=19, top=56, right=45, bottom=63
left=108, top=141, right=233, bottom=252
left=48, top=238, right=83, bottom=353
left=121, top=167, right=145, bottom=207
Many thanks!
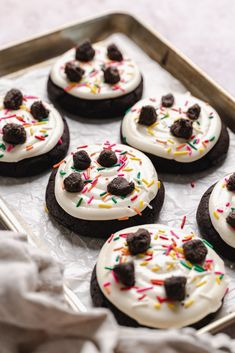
left=122, top=93, right=222, bottom=163
left=54, top=143, right=159, bottom=221
left=0, top=95, right=64, bottom=163
left=209, top=173, right=235, bottom=248
left=96, top=224, right=228, bottom=328
left=50, top=41, right=141, bottom=100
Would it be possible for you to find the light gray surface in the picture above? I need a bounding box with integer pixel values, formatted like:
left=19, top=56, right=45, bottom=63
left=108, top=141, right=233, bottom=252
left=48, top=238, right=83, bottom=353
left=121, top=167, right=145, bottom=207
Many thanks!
left=0, top=0, right=235, bottom=96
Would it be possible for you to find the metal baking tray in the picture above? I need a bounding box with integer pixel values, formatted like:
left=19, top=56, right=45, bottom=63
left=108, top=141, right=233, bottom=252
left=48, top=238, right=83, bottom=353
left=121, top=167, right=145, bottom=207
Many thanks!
left=1, top=11, right=235, bottom=336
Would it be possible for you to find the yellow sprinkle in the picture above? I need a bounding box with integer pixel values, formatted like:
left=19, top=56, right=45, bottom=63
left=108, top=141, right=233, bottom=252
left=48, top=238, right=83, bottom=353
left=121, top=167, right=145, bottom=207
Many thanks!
left=173, top=151, right=189, bottom=156
left=40, top=129, right=47, bottom=133
left=135, top=186, right=140, bottom=192
left=196, top=280, right=207, bottom=288
left=130, top=157, right=141, bottom=161
left=19, top=104, right=27, bottom=110
left=122, top=168, right=133, bottom=172
left=151, top=266, right=160, bottom=272
left=142, top=178, right=149, bottom=186
left=98, top=204, right=112, bottom=209
left=140, top=261, right=148, bottom=266
left=167, top=303, right=175, bottom=310
left=222, top=183, right=226, bottom=188
left=149, top=121, right=159, bottom=129
left=184, top=299, right=194, bottom=308
left=34, top=121, right=48, bottom=125
left=216, top=276, right=221, bottom=285
left=137, top=253, right=146, bottom=258
left=185, top=260, right=193, bottom=267
left=158, top=229, right=165, bottom=234
left=166, top=147, right=172, bottom=153
left=154, top=234, right=158, bottom=240
left=167, top=139, right=175, bottom=144
left=166, top=263, right=175, bottom=270
left=213, top=211, right=219, bottom=220
left=139, top=199, right=144, bottom=208
left=154, top=303, right=161, bottom=309
left=175, top=247, right=183, bottom=254
left=147, top=128, right=155, bottom=136
left=157, top=180, right=161, bottom=189
left=198, top=148, right=204, bottom=154
left=148, top=180, right=155, bottom=188
left=30, top=128, right=34, bottom=136
left=44, top=205, right=48, bottom=213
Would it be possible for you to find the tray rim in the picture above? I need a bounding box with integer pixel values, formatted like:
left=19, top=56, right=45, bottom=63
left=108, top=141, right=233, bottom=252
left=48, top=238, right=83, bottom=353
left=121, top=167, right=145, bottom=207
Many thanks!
left=0, top=10, right=234, bottom=336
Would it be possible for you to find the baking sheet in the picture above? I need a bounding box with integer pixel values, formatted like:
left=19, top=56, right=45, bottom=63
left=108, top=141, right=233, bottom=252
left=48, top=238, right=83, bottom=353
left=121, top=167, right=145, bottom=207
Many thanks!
left=0, top=33, right=235, bottom=323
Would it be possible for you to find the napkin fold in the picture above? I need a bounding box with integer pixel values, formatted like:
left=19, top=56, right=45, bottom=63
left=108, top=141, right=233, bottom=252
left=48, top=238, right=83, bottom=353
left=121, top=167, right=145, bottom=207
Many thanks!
left=0, top=231, right=234, bottom=353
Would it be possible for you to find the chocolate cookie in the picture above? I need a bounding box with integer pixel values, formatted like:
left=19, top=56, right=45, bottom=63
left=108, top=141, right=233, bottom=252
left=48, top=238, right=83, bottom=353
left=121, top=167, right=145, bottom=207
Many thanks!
left=197, top=173, right=235, bottom=260
left=0, top=91, right=70, bottom=178
left=121, top=94, right=229, bottom=174
left=48, top=40, right=143, bottom=119
left=45, top=143, right=165, bottom=238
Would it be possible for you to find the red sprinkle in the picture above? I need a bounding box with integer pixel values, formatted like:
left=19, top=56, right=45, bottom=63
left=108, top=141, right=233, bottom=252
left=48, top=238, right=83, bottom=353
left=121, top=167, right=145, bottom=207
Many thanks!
left=108, top=234, right=114, bottom=243
left=35, top=135, right=45, bottom=141
left=138, top=294, right=146, bottom=301
left=180, top=215, right=186, bottom=229
left=170, top=230, right=179, bottom=239
left=151, top=279, right=164, bottom=285
left=77, top=145, right=88, bottom=149
left=137, top=286, right=153, bottom=293
left=157, top=295, right=169, bottom=303
left=191, top=182, right=195, bottom=188
left=131, top=195, right=138, bottom=202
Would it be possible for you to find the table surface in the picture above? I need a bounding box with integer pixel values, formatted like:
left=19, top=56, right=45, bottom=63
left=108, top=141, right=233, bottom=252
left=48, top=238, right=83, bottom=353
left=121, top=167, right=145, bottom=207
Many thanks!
left=1, top=0, right=235, bottom=96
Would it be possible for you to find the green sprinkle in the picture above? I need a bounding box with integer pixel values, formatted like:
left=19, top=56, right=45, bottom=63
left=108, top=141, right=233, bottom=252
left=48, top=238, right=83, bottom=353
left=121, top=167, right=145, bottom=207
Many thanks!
left=125, top=108, right=131, bottom=114
left=0, top=154, right=3, bottom=158
left=116, top=255, right=120, bottom=262
left=209, top=136, right=215, bottom=141
left=231, top=207, right=235, bottom=211
left=194, top=264, right=206, bottom=272
left=160, top=114, right=169, bottom=120
left=187, top=142, right=197, bottom=150
left=100, top=191, right=107, bottom=197
left=84, top=179, right=92, bottom=183
left=111, top=163, right=121, bottom=168
left=122, top=136, right=127, bottom=144
left=137, top=172, right=141, bottom=179
left=104, top=266, right=113, bottom=270
left=220, top=274, right=224, bottom=280
left=197, top=121, right=201, bottom=125
left=97, top=167, right=106, bottom=171
left=113, top=236, right=120, bottom=241
left=71, top=166, right=83, bottom=172
left=112, top=197, right=117, bottom=204
left=192, top=139, right=197, bottom=145
left=0, top=143, right=6, bottom=151
left=180, top=261, right=192, bottom=270
left=120, top=195, right=127, bottom=199
left=44, top=134, right=49, bottom=137
left=120, top=151, right=127, bottom=155
left=202, top=239, right=213, bottom=248
left=76, top=197, right=83, bottom=207
left=209, top=115, right=214, bottom=119
left=60, top=170, right=66, bottom=176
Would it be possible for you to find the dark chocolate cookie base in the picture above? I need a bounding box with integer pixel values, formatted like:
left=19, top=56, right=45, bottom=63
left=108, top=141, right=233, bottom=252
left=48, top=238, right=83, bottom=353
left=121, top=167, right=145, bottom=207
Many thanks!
left=47, top=76, right=143, bottom=119
left=197, top=184, right=235, bottom=261
left=121, top=123, right=229, bottom=174
left=90, top=266, right=222, bottom=329
left=0, top=118, right=70, bottom=178
left=45, top=169, right=165, bottom=239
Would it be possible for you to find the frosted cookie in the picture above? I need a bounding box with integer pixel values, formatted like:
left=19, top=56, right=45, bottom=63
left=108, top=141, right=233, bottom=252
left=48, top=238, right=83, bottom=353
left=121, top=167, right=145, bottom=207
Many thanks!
left=121, top=93, right=229, bottom=173
left=90, top=223, right=228, bottom=328
left=197, top=173, right=235, bottom=260
left=46, top=142, right=164, bottom=238
left=0, top=89, right=69, bottom=177
left=47, top=40, right=143, bottom=119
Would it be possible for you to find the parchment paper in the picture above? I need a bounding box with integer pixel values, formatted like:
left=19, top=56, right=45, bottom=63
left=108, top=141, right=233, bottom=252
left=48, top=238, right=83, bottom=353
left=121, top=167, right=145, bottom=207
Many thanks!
left=0, top=33, right=234, bottom=324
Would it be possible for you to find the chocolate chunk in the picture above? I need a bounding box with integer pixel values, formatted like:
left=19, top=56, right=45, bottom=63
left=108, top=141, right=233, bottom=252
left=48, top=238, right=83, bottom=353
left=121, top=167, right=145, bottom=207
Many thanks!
left=161, top=93, right=174, bottom=108
left=3, top=89, right=23, bottom=110
left=226, top=173, right=235, bottom=191
left=2, top=123, right=26, bottom=145
left=97, top=149, right=117, bottom=167
left=107, top=177, right=134, bottom=196
left=107, top=44, right=123, bottom=62
left=64, top=61, right=85, bottom=82
left=30, top=101, right=49, bottom=120
left=126, top=228, right=151, bottom=255
left=75, top=40, right=95, bottom=62
left=103, top=67, right=120, bottom=84
left=64, top=172, right=84, bottom=193
left=113, top=261, right=135, bottom=287
left=73, top=150, right=91, bottom=170
left=164, top=276, right=187, bottom=301
left=183, top=239, right=208, bottom=264
left=226, top=210, right=235, bottom=227
left=187, top=104, right=201, bottom=120
left=170, top=118, right=193, bottom=140
left=138, top=105, right=157, bottom=126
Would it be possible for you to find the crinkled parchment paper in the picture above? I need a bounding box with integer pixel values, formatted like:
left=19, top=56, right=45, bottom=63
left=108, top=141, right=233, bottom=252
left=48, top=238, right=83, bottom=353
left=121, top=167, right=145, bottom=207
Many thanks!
left=0, top=33, right=235, bottom=323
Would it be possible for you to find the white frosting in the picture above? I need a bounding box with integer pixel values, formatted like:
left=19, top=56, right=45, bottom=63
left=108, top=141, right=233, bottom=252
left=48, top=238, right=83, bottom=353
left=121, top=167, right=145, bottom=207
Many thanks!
left=50, top=41, right=141, bottom=100
left=54, top=143, right=159, bottom=221
left=209, top=173, right=235, bottom=248
left=122, top=93, right=222, bottom=163
left=0, top=95, right=64, bottom=163
left=96, top=224, right=228, bottom=329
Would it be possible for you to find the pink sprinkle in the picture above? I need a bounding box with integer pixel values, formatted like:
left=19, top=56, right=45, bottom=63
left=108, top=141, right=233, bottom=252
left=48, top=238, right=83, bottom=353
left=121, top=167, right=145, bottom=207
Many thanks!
left=138, top=294, right=146, bottom=301
left=118, top=163, right=125, bottom=172
left=225, top=288, right=229, bottom=296
left=170, top=230, right=179, bottom=239
left=0, top=114, right=17, bottom=121
left=108, top=143, right=116, bottom=149
left=118, top=173, right=124, bottom=177
left=58, top=138, right=62, bottom=145
left=7, top=144, right=14, bottom=152
left=83, top=172, right=88, bottom=180
left=206, top=259, right=214, bottom=263
left=185, top=100, right=189, bottom=107
left=217, top=209, right=224, bottom=213
left=108, top=234, right=114, bottom=243
left=131, top=195, right=138, bottom=202
left=103, top=282, right=111, bottom=287
left=226, top=202, right=230, bottom=207
left=77, top=145, right=88, bottom=149
left=119, top=233, right=128, bottom=238
left=111, top=270, right=119, bottom=283
left=91, top=178, right=98, bottom=185
left=165, top=245, right=172, bottom=256
left=137, top=286, right=153, bottom=293
left=215, top=271, right=224, bottom=275
left=131, top=108, right=137, bottom=112
left=87, top=195, right=94, bottom=204
left=114, top=149, right=122, bottom=152
left=82, top=187, right=88, bottom=194
left=23, top=95, right=38, bottom=100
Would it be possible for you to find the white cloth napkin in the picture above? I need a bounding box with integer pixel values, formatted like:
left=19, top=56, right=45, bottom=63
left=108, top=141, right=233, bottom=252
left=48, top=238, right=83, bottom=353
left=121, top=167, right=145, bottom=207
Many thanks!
left=0, top=231, right=234, bottom=353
